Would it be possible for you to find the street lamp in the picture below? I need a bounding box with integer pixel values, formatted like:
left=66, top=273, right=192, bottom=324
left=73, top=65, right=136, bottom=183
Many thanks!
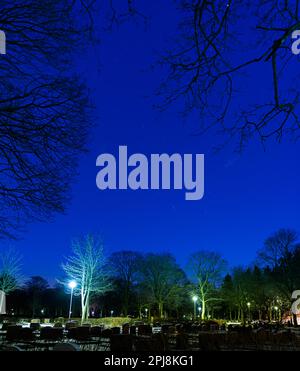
left=247, top=302, right=251, bottom=322
left=145, top=308, right=148, bottom=319
left=68, top=280, right=77, bottom=320
left=192, top=296, right=198, bottom=320
left=110, top=310, right=114, bottom=317
left=198, top=306, right=201, bottom=318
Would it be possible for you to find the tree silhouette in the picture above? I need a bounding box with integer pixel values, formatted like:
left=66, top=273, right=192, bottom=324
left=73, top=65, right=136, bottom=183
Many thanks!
left=257, top=228, right=298, bottom=269
left=0, top=0, right=94, bottom=238
left=109, top=250, right=142, bottom=316
left=157, top=1, right=300, bottom=149
left=25, top=276, right=49, bottom=317
left=140, top=253, right=186, bottom=318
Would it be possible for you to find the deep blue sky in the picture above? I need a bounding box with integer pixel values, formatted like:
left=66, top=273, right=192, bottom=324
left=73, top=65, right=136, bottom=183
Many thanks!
left=9, top=1, right=300, bottom=282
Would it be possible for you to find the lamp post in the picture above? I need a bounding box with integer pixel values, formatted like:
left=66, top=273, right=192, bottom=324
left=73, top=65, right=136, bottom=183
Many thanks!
left=247, top=302, right=251, bottom=323
left=192, top=296, right=198, bottom=320
left=110, top=310, right=114, bottom=317
left=198, top=306, right=201, bottom=318
left=145, top=308, right=148, bottom=319
left=274, top=306, right=278, bottom=322
left=68, top=281, right=77, bottom=320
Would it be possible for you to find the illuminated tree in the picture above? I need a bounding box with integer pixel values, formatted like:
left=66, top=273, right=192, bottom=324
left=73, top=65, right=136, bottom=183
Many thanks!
left=188, top=251, right=227, bottom=319
left=62, top=234, right=111, bottom=322
left=0, top=247, right=22, bottom=294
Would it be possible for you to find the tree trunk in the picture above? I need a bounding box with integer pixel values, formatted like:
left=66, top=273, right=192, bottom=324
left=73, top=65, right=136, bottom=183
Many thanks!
left=158, top=302, right=163, bottom=318
left=268, top=308, right=272, bottom=322
left=123, top=284, right=129, bottom=317
left=241, top=308, right=244, bottom=323
left=81, top=291, right=90, bottom=323
left=201, top=299, right=205, bottom=320
left=293, top=312, right=298, bottom=326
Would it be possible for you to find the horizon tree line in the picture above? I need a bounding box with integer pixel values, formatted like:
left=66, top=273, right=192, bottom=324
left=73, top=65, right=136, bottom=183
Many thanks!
left=1, top=228, right=300, bottom=325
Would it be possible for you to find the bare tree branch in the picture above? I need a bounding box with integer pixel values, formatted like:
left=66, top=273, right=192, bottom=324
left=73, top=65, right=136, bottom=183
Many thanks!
left=157, top=0, right=300, bottom=148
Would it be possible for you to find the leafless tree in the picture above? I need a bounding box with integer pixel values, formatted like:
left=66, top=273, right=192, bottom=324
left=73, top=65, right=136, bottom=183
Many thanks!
left=25, top=276, right=49, bottom=317
left=0, top=0, right=95, bottom=238
left=157, top=0, right=300, bottom=149
left=257, top=228, right=298, bottom=268
left=0, top=247, right=23, bottom=294
left=106, top=0, right=147, bottom=28
left=188, top=250, right=227, bottom=319
left=109, top=250, right=142, bottom=316
left=62, top=234, right=111, bottom=322
left=141, top=253, right=186, bottom=318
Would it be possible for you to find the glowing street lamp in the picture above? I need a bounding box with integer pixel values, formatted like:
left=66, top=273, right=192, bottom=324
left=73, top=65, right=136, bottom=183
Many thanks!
left=247, top=302, right=251, bottom=322
left=192, top=296, right=198, bottom=320
left=145, top=308, right=148, bottom=319
left=68, top=281, right=77, bottom=319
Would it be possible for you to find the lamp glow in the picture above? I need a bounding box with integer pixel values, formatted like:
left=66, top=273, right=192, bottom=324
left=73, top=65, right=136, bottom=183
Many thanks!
left=68, top=281, right=77, bottom=289
left=192, top=295, right=198, bottom=320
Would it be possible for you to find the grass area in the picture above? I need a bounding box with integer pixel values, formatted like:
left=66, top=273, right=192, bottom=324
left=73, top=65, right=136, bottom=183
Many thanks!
left=53, top=317, right=136, bottom=327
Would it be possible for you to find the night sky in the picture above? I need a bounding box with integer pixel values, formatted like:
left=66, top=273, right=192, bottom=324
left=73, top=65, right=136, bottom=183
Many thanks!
left=9, top=1, right=300, bottom=282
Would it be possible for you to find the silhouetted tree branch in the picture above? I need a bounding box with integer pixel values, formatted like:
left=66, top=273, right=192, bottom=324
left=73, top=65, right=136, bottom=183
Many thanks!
left=0, top=0, right=95, bottom=238
left=157, top=0, right=300, bottom=149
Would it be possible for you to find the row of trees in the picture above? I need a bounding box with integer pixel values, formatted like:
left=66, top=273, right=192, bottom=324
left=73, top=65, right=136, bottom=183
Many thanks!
left=1, top=229, right=300, bottom=323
